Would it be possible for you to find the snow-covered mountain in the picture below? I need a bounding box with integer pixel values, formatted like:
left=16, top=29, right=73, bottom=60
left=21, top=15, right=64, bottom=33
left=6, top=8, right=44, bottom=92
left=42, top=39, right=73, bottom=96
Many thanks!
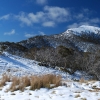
left=16, top=25, right=100, bottom=52
left=59, top=25, right=100, bottom=52
left=66, top=25, right=100, bottom=35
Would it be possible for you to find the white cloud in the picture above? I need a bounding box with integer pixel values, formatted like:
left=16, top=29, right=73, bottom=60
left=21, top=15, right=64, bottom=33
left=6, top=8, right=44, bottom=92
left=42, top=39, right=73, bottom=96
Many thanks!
left=67, top=23, right=80, bottom=28
left=82, top=8, right=90, bottom=13
left=74, top=13, right=84, bottom=19
left=0, top=14, right=10, bottom=20
left=15, top=12, right=45, bottom=26
left=4, top=29, right=15, bottom=35
left=36, top=0, right=47, bottom=5
left=15, top=12, right=32, bottom=26
left=66, top=8, right=100, bottom=29
left=42, top=21, right=55, bottom=27
left=28, top=12, right=45, bottom=23
left=90, top=18, right=100, bottom=23
left=44, top=6, right=70, bottom=22
left=38, top=31, right=45, bottom=35
left=14, top=6, right=70, bottom=27
left=25, top=33, right=34, bottom=38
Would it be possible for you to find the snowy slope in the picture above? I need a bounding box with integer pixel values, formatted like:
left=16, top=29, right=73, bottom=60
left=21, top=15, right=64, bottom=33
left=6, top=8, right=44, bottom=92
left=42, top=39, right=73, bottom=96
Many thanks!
left=0, top=52, right=91, bottom=80
left=0, top=52, right=69, bottom=78
left=0, top=49, right=94, bottom=80
left=1, top=52, right=91, bottom=82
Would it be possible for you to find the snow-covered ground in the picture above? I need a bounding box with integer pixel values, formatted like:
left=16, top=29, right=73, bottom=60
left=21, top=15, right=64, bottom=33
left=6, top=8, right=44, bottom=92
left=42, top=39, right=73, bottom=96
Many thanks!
left=0, top=52, right=100, bottom=100
left=0, top=80, right=100, bottom=100
left=0, top=52, right=86, bottom=80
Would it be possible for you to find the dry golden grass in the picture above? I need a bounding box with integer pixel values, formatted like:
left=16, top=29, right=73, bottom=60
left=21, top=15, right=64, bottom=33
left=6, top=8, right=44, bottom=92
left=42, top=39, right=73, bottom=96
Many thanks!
left=0, top=73, right=11, bottom=87
left=10, top=76, right=31, bottom=92
left=80, top=98, right=87, bottom=100
left=10, top=76, right=20, bottom=92
left=79, top=77, right=97, bottom=84
left=89, top=89, right=100, bottom=92
left=79, top=77, right=87, bottom=83
left=75, top=94, right=81, bottom=98
left=30, top=74, right=61, bottom=90
left=0, top=73, right=62, bottom=91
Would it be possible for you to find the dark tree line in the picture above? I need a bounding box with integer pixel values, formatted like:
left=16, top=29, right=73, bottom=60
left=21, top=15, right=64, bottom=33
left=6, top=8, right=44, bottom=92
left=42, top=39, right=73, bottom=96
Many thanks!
left=24, top=45, right=100, bottom=80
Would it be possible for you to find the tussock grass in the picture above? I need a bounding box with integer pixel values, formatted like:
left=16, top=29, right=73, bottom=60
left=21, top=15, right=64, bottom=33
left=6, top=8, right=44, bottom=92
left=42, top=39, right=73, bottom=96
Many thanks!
left=75, top=94, right=81, bottom=98
left=80, top=98, right=87, bottom=100
left=0, top=74, right=62, bottom=91
left=79, top=77, right=87, bottom=83
left=30, top=74, right=61, bottom=90
left=0, top=73, right=11, bottom=87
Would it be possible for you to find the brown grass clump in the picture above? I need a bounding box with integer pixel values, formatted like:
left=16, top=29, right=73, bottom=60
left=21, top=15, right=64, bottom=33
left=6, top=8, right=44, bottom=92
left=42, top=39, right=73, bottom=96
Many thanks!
left=30, top=74, right=61, bottom=90
left=75, top=94, right=81, bottom=98
left=9, top=74, right=62, bottom=91
left=10, top=76, right=20, bottom=92
left=20, top=76, right=30, bottom=87
left=10, top=76, right=31, bottom=92
left=80, top=98, right=87, bottom=100
left=0, top=73, right=11, bottom=87
left=79, top=77, right=87, bottom=83
left=0, top=73, right=62, bottom=92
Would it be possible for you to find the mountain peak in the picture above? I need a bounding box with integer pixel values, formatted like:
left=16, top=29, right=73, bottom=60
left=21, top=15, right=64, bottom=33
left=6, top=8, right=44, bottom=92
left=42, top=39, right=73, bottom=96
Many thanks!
left=66, top=25, right=100, bottom=35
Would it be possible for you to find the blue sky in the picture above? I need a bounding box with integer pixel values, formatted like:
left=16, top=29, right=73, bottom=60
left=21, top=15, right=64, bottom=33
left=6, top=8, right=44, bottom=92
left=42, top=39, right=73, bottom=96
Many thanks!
left=0, top=0, right=100, bottom=42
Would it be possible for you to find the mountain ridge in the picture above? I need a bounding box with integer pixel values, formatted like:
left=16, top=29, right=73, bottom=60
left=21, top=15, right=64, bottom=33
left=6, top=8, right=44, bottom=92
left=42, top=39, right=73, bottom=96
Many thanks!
left=1, top=25, right=100, bottom=58
left=16, top=25, right=100, bottom=52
